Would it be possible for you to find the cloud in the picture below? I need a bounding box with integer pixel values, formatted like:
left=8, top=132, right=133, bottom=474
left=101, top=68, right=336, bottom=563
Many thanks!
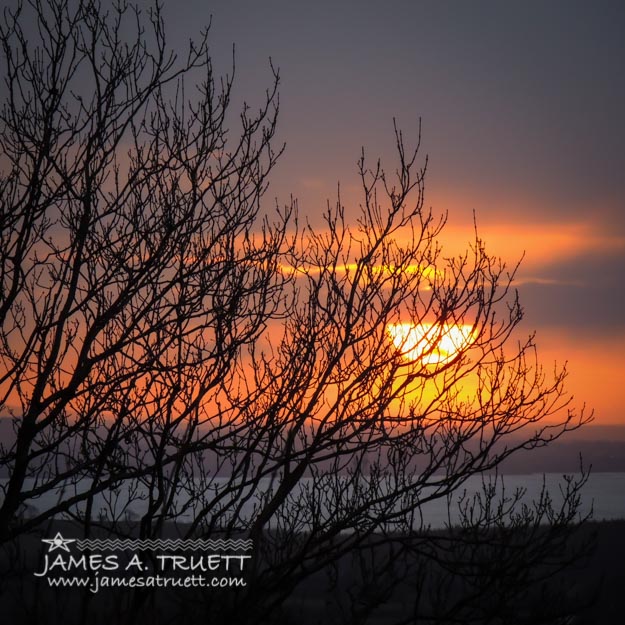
left=436, top=219, right=625, bottom=272
left=516, top=248, right=625, bottom=334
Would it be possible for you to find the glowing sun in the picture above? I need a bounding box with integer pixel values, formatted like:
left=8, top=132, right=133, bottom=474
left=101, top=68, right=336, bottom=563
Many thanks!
left=387, top=322, right=477, bottom=366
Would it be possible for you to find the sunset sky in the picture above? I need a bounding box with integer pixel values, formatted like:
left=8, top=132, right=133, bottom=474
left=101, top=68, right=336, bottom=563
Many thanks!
left=158, top=1, right=624, bottom=424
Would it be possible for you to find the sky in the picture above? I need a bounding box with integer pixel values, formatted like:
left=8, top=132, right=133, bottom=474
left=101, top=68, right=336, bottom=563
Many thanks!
left=158, top=0, right=625, bottom=424
left=4, top=0, right=624, bottom=425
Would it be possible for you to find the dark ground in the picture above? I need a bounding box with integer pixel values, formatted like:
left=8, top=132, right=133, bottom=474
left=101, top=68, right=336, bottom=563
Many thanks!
left=567, top=520, right=625, bottom=623
left=0, top=519, right=623, bottom=624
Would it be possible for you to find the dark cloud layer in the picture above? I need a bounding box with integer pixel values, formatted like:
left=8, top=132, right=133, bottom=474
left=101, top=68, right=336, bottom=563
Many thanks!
left=157, top=0, right=625, bottom=228
left=518, top=249, right=625, bottom=333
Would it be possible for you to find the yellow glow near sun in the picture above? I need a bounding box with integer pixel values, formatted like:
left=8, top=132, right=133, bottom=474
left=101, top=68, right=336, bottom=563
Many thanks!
left=387, top=322, right=477, bottom=365
left=278, top=262, right=440, bottom=281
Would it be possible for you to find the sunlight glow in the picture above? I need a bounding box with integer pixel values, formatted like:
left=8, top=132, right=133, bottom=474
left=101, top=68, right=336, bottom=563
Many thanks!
left=278, top=262, right=440, bottom=281
left=387, top=322, right=477, bottom=365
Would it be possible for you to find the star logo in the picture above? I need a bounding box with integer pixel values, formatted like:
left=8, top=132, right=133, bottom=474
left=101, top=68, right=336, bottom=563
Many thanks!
left=41, top=532, right=76, bottom=552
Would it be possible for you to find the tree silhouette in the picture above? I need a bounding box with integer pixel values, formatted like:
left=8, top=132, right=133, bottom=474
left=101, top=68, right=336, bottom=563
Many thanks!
left=0, top=2, right=591, bottom=624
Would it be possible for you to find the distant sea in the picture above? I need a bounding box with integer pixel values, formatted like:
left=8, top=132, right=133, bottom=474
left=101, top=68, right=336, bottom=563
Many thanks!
left=418, top=472, right=625, bottom=527
left=2, top=472, right=623, bottom=530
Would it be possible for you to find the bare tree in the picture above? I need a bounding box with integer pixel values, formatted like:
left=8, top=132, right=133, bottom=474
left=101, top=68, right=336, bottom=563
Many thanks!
left=0, top=1, right=591, bottom=624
